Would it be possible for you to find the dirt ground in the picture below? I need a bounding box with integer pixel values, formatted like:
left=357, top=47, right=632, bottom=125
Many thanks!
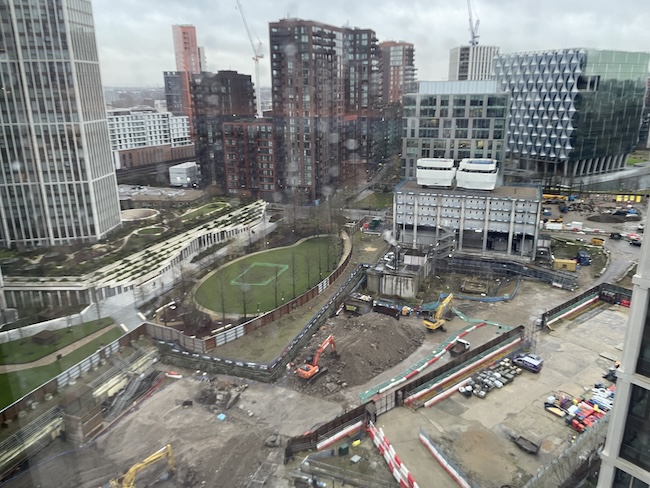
left=281, top=312, right=425, bottom=398
left=2, top=220, right=640, bottom=488
left=4, top=377, right=344, bottom=488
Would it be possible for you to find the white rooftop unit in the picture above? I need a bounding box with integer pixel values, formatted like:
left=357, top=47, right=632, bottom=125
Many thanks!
left=416, top=158, right=456, bottom=187
left=455, top=158, right=499, bottom=191
left=169, top=161, right=198, bottom=188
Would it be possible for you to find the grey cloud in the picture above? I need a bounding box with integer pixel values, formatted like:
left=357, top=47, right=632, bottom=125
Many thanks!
left=92, top=0, right=650, bottom=86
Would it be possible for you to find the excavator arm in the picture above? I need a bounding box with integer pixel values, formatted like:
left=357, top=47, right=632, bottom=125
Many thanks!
left=109, top=444, right=175, bottom=488
left=423, top=294, right=454, bottom=332
left=297, top=335, right=337, bottom=380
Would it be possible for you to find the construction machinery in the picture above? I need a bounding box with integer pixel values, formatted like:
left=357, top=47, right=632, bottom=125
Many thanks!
left=108, top=444, right=175, bottom=488
left=297, top=335, right=338, bottom=381
left=423, top=294, right=454, bottom=332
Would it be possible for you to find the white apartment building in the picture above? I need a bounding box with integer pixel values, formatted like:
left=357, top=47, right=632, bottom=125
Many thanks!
left=107, top=108, right=192, bottom=151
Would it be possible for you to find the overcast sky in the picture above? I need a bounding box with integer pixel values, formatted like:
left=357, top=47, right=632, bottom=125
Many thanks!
left=92, top=0, right=650, bottom=87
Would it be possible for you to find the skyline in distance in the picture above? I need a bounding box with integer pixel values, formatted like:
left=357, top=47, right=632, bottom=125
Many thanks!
left=93, top=0, right=650, bottom=87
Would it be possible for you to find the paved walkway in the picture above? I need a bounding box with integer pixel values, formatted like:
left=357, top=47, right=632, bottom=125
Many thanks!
left=0, top=327, right=114, bottom=373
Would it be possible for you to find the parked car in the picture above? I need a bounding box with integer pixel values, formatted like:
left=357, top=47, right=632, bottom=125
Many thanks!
left=513, top=353, right=544, bottom=373
left=630, top=239, right=642, bottom=247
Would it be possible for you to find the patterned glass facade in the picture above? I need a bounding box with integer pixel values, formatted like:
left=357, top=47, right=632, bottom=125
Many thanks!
left=0, top=0, right=121, bottom=248
left=494, top=49, right=649, bottom=181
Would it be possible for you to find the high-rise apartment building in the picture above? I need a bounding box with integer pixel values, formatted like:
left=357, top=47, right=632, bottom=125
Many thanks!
left=448, top=45, right=499, bottom=81
left=493, top=49, right=649, bottom=184
left=191, top=71, right=256, bottom=186
left=168, top=25, right=204, bottom=125
left=0, top=0, right=122, bottom=248
left=269, top=18, right=385, bottom=201
left=380, top=41, right=417, bottom=104
left=598, top=212, right=650, bottom=487
left=223, top=120, right=278, bottom=199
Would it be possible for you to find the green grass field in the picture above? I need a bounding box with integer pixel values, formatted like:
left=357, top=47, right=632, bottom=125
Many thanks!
left=352, top=191, right=394, bottom=210
left=137, top=227, right=164, bottom=235
left=181, top=202, right=227, bottom=221
left=0, top=327, right=123, bottom=409
left=194, top=236, right=341, bottom=314
left=0, top=318, right=114, bottom=366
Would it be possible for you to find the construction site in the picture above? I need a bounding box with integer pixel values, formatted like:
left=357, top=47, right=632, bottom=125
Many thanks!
left=0, top=191, right=644, bottom=488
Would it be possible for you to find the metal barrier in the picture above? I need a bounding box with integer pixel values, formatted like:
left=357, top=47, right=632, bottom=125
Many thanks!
left=541, top=282, right=632, bottom=328
left=158, top=262, right=369, bottom=383
left=522, top=416, right=610, bottom=488
left=419, top=428, right=481, bottom=488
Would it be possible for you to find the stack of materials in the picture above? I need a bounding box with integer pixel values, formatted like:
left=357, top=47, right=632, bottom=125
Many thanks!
left=458, top=358, right=523, bottom=399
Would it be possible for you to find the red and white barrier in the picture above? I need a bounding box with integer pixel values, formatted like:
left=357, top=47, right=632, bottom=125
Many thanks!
left=367, top=421, right=420, bottom=488
left=405, top=337, right=522, bottom=406
left=316, top=421, right=363, bottom=450
left=380, top=323, right=488, bottom=391
left=419, top=431, right=472, bottom=488
left=546, top=296, right=599, bottom=327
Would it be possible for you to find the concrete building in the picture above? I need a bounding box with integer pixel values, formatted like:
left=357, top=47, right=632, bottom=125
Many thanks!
left=401, top=80, right=508, bottom=178
left=191, top=71, right=256, bottom=187
left=393, top=179, right=541, bottom=261
left=598, top=203, right=650, bottom=487
left=448, top=45, right=499, bottom=81
left=493, top=49, right=650, bottom=184
left=380, top=41, right=417, bottom=104
left=107, top=108, right=194, bottom=170
left=269, top=18, right=385, bottom=201
left=0, top=0, right=122, bottom=248
left=223, top=120, right=279, bottom=199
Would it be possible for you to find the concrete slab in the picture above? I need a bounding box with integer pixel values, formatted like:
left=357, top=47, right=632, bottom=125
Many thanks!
left=376, top=304, right=628, bottom=488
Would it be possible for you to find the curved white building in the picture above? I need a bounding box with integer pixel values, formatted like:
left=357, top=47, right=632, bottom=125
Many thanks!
left=416, top=158, right=456, bottom=187
left=455, top=159, right=499, bottom=191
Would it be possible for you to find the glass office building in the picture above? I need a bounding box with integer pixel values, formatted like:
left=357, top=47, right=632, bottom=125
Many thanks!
left=0, top=0, right=122, bottom=248
left=401, top=80, right=508, bottom=178
left=493, top=49, right=649, bottom=183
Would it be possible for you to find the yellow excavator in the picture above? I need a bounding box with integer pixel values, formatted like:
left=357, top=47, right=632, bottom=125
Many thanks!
left=108, top=444, right=175, bottom=488
left=423, top=294, right=454, bottom=332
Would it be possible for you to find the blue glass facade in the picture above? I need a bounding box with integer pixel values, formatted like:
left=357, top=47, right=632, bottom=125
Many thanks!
left=494, top=49, right=649, bottom=181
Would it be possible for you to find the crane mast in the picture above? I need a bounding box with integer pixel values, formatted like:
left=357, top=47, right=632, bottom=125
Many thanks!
left=236, top=0, right=263, bottom=117
left=467, top=0, right=480, bottom=46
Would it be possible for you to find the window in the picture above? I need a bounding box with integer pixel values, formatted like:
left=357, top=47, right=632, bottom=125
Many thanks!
left=613, top=469, right=649, bottom=488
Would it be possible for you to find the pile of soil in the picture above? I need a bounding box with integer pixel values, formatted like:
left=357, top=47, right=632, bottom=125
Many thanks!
left=587, top=213, right=641, bottom=223
left=288, top=312, right=425, bottom=396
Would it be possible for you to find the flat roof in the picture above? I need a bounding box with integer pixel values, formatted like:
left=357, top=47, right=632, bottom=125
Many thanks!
left=396, top=180, right=540, bottom=200
left=118, top=184, right=204, bottom=202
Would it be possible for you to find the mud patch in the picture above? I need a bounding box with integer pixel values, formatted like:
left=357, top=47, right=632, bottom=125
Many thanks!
left=286, top=312, right=425, bottom=396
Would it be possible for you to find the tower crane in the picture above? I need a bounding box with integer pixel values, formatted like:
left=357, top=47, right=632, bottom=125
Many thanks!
left=467, top=0, right=480, bottom=46
left=236, top=0, right=263, bottom=117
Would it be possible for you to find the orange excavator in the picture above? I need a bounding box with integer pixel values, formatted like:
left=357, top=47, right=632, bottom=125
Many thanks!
left=297, top=334, right=338, bottom=381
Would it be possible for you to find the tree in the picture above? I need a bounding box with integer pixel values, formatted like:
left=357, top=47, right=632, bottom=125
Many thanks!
left=291, top=251, right=296, bottom=299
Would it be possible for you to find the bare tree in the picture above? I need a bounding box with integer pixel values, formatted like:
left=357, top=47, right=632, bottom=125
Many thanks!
left=218, top=273, right=226, bottom=322
left=291, top=251, right=296, bottom=298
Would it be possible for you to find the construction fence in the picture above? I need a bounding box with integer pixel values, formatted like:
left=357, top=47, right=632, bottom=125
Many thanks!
left=0, top=326, right=146, bottom=425
left=541, top=282, right=632, bottom=329
left=157, top=263, right=368, bottom=383
left=147, top=234, right=354, bottom=355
